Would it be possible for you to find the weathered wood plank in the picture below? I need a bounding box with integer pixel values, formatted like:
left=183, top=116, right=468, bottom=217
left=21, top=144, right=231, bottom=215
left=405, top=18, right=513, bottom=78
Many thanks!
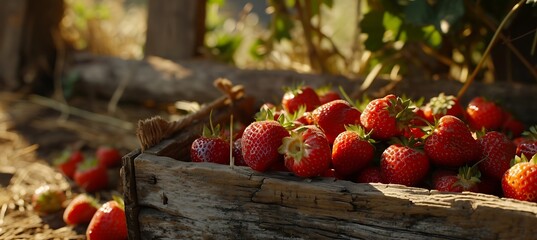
left=132, top=154, right=537, bottom=239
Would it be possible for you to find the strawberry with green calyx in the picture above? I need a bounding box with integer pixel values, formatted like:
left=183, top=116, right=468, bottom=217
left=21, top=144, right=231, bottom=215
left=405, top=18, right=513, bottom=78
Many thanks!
left=433, top=165, right=481, bottom=193
left=466, top=96, right=504, bottom=131
left=360, top=94, right=416, bottom=140
left=278, top=125, right=331, bottom=178
left=516, top=125, right=537, bottom=159
left=331, top=125, right=376, bottom=177
left=96, top=146, right=122, bottom=168
left=74, top=158, right=109, bottom=193
left=31, top=185, right=66, bottom=215
left=477, top=131, right=516, bottom=180
left=63, top=193, right=99, bottom=225
left=86, top=196, right=128, bottom=240
left=422, top=93, right=465, bottom=123
left=312, top=99, right=361, bottom=144
left=241, top=109, right=290, bottom=172
left=190, top=112, right=230, bottom=165
left=380, top=137, right=430, bottom=187
left=424, top=115, right=481, bottom=168
left=281, top=84, right=321, bottom=114
left=54, top=149, right=84, bottom=179
left=502, top=154, right=537, bottom=202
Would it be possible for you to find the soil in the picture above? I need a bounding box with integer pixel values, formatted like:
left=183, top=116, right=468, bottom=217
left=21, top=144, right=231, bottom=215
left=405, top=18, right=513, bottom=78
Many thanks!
left=0, top=91, right=172, bottom=239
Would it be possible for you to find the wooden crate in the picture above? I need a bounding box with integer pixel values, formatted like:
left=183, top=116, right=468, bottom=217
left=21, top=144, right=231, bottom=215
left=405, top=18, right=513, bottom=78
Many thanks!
left=121, top=98, right=537, bottom=240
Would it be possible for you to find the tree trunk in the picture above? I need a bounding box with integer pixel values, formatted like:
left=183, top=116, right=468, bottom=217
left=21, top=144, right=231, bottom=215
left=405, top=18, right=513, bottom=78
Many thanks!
left=145, top=0, right=207, bottom=60
left=0, top=0, right=27, bottom=90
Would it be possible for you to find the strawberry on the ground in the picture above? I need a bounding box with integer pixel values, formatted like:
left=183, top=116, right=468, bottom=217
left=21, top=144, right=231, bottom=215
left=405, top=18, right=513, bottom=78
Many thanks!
left=502, top=155, right=537, bottom=203
left=360, top=94, right=416, bottom=140
left=380, top=141, right=430, bottom=187
left=516, top=126, right=537, bottom=159
left=477, top=131, right=516, bottom=180
left=315, top=85, right=341, bottom=105
left=54, top=149, right=84, bottom=179
left=96, top=146, right=122, bottom=168
left=279, top=125, right=331, bottom=178
left=424, top=115, right=481, bottom=167
left=86, top=197, right=128, bottom=240
left=190, top=119, right=230, bottom=165
left=63, top=194, right=99, bottom=225
left=355, top=166, right=384, bottom=183
left=433, top=166, right=481, bottom=193
left=31, top=185, right=66, bottom=215
left=281, top=85, right=321, bottom=114
left=74, top=158, right=109, bottom=193
left=331, top=125, right=375, bottom=177
left=312, top=99, right=361, bottom=144
left=241, top=118, right=289, bottom=172
left=466, top=96, right=504, bottom=131
left=422, top=93, right=464, bottom=123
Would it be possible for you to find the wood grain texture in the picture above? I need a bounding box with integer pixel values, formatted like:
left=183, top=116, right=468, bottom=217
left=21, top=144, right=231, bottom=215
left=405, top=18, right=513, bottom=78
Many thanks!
left=132, top=154, right=537, bottom=240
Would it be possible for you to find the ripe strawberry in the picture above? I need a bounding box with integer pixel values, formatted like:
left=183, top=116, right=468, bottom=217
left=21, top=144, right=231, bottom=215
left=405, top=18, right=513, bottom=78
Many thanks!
left=331, top=125, right=375, bottom=177
left=63, top=194, right=99, bottom=225
left=74, top=158, right=109, bottom=193
left=281, top=85, right=321, bottom=114
left=241, top=120, right=289, bottom=172
left=424, top=115, right=481, bottom=167
left=279, top=126, right=331, bottom=178
left=466, top=96, right=504, bottom=131
left=360, top=95, right=416, bottom=140
left=355, top=166, right=384, bottom=183
left=54, top=149, right=84, bottom=179
left=477, top=131, right=516, bottom=180
left=31, top=185, right=66, bottom=215
left=516, top=126, right=537, bottom=158
left=502, top=155, right=537, bottom=202
left=316, top=85, right=341, bottom=105
left=422, top=93, right=464, bottom=123
left=190, top=118, right=230, bottom=165
left=96, top=146, right=122, bottom=168
left=433, top=166, right=481, bottom=193
left=501, top=112, right=525, bottom=138
left=86, top=198, right=128, bottom=240
left=312, top=99, right=361, bottom=144
left=380, top=142, right=430, bottom=187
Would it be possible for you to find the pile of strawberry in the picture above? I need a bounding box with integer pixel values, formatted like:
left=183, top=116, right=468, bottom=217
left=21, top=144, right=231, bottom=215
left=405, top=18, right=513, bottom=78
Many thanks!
left=190, top=85, right=537, bottom=203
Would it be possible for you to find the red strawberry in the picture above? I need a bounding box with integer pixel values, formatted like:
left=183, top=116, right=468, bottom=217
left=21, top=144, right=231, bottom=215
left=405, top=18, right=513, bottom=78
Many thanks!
left=241, top=120, right=289, bottom=172
left=424, top=115, right=480, bottom=167
left=190, top=120, right=230, bottom=165
left=279, top=126, right=331, bottom=178
left=74, top=158, right=109, bottom=193
left=96, top=146, right=122, bottom=168
left=360, top=95, right=416, bottom=140
left=433, top=166, right=481, bottom=193
left=86, top=198, right=128, bottom=240
left=502, top=155, right=537, bottom=202
left=316, top=86, right=341, bottom=105
left=312, top=99, right=361, bottom=144
left=63, top=194, right=99, bottom=225
left=477, top=131, right=516, bottom=180
left=516, top=126, right=537, bottom=158
left=31, top=185, right=66, bottom=215
left=422, top=93, right=464, bottom=123
left=232, top=138, right=247, bottom=166
left=466, top=97, right=504, bottom=131
left=355, top=166, right=384, bottom=183
left=331, top=125, right=375, bottom=177
left=282, top=85, right=321, bottom=114
left=54, top=149, right=84, bottom=179
left=501, top=113, right=525, bottom=138
left=380, top=142, right=430, bottom=187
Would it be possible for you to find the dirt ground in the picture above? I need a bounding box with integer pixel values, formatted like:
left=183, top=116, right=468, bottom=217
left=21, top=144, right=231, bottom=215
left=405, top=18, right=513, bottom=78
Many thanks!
left=0, top=91, right=170, bottom=239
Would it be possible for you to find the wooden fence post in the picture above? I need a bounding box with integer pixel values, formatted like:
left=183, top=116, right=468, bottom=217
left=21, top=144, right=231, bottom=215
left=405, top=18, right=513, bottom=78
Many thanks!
left=145, top=0, right=207, bottom=60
